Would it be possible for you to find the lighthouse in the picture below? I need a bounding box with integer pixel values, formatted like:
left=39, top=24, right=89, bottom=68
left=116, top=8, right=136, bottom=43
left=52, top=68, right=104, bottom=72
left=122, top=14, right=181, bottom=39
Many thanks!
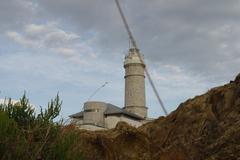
left=123, top=48, right=147, bottom=118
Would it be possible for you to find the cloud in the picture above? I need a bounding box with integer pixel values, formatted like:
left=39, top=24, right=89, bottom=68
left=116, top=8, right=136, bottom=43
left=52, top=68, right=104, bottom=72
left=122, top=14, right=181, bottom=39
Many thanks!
left=3, top=0, right=239, bottom=81
left=6, top=31, right=37, bottom=47
left=2, top=0, right=240, bottom=80
left=0, top=0, right=36, bottom=30
left=34, top=0, right=240, bottom=82
left=52, top=48, right=76, bottom=57
left=0, top=98, right=39, bottom=113
left=0, top=99, right=19, bottom=105
left=1, top=0, right=240, bottom=117
left=24, top=23, right=80, bottom=47
left=6, top=22, right=98, bottom=59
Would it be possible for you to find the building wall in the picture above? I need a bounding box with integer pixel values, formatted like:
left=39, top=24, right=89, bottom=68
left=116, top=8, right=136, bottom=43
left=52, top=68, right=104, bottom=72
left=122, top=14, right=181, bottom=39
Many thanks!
left=72, top=115, right=148, bottom=130
left=83, top=102, right=107, bottom=127
left=104, top=115, right=121, bottom=129
left=76, top=124, right=106, bottom=131
left=120, top=115, right=143, bottom=127
left=124, top=64, right=146, bottom=107
left=105, top=115, right=143, bottom=129
left=71, top=118, right=83, bottom=125
left=124, top=48, right=147, bottom=118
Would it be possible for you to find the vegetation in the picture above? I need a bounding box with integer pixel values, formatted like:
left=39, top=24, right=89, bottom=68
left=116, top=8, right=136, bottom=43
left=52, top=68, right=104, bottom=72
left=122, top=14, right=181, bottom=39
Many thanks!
left=0, top=94, right=83, bottom=160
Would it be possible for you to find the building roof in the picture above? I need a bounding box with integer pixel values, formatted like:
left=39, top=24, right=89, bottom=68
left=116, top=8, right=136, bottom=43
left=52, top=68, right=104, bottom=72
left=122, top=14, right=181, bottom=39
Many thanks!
left=105, top=103, right=144, bottom=120
left=69, top=103, right=144, bottom=120
left=69, top=111, right=83, bottom=118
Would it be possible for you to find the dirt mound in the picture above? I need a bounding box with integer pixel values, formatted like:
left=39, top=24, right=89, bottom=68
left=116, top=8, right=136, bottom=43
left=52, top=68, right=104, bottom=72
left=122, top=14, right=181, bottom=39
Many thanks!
left=76, top=74, right=240, bottom=160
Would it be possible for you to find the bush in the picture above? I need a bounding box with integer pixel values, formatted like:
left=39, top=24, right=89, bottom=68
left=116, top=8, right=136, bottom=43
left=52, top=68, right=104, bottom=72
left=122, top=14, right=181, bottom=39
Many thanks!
left=48, top=126, right=83, bottom=160
left=0, top=93, right=83, bottom=160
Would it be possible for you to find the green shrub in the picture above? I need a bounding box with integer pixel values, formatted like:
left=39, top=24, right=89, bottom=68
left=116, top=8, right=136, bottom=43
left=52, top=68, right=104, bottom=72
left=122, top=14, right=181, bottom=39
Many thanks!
left=0, top=94, right=35, bottom=128
left=0, top=93, right=84, bottom=160
left=0, top=111, right=27, bottom=159
left=48, top=127, right=83, bottom=160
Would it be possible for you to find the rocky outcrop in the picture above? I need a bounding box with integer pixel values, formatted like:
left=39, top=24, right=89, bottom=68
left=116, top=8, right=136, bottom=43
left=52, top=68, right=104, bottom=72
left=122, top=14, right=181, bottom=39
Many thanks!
left=75, top=74, right=240, bottom=160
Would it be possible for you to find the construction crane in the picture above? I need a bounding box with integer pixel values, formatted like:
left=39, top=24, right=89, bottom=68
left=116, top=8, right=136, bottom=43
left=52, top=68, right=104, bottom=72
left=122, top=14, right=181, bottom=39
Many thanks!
left=114, top=0, right=168, bottom=116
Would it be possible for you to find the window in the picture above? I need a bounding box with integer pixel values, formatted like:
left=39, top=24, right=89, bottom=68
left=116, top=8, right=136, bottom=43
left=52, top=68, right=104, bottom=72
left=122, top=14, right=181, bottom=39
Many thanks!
left=84, top=109, right=100, bottom=112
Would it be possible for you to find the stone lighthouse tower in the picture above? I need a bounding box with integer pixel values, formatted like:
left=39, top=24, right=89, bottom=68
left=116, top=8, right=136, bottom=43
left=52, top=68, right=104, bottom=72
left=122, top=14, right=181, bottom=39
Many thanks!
left=124, top=48, right=147, bottom=118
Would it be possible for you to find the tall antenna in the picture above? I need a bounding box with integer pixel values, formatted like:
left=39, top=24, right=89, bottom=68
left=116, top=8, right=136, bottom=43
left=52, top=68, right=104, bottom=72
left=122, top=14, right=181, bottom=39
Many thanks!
left=114, top=0, right=168, bottom=115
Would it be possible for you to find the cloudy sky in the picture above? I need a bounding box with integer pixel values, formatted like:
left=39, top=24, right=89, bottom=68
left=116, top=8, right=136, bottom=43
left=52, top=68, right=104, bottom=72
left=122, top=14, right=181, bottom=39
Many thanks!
left=0, top=0, right=239, bottom=119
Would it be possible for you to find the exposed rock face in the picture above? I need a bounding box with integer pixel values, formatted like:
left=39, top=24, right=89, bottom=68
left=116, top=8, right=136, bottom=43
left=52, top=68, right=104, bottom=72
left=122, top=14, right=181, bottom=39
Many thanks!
left=235, top=73, right=240, bottom=84
left=75, top=74, right=240, bottom=160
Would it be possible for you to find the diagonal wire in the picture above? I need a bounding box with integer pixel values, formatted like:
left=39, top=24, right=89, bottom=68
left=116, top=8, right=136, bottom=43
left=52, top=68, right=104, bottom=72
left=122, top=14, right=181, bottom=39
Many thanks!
left=87, top=82, right=109, bottom=101
left=115, top=0, right=168, bottom=116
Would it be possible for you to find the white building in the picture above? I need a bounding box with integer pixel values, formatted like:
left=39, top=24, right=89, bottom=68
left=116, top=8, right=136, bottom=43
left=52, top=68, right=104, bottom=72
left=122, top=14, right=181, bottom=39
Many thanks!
left=69, top=48, right=153, bottom=130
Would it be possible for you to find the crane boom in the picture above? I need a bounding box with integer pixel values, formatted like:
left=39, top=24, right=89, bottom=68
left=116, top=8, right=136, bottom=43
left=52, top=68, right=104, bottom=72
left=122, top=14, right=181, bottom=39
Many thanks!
left=114, top=0, right=168, bottom=115
left=145, top=70, right=168, bottom=115
left=115, top=0, right=137, bottom=49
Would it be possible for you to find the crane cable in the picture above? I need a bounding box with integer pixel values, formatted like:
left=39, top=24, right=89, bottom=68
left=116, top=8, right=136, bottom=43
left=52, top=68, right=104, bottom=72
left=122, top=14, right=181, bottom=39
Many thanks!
left=87, top=82, right=108, bottom=101
left=115, top=0, right=168, bottom=116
